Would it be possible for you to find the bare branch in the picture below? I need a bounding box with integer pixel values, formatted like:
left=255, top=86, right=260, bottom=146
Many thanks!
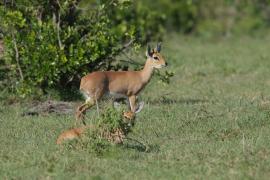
left=93, top=39, right=136, bottom=69
left=122, top=51, right=144, bottom=66
left=119, top=59, right=143, bottom=66
left=12, top=32, right=24, bottom=81
left=55, top=0, right=63, bottom=49
left=57, top=12, right=62, bottom=49
left=108, top=39, right=135, bottom=59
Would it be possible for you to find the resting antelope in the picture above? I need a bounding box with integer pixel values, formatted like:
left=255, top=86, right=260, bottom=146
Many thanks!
left=76, top=43, right=167, bottom=124
left=57, top=111, right=136, bottom=144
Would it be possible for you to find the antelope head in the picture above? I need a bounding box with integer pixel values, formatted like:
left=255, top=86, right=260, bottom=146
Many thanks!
left=146, top=43, right=167, bottom=69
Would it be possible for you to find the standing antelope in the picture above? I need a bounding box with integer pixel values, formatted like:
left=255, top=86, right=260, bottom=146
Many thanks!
left=76, top=43, right=167, bottom=124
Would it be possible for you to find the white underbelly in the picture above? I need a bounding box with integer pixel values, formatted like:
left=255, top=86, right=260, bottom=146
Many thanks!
left=80, top=90, right=127, bottom=102
left=109, top=92, right=128, bottom=99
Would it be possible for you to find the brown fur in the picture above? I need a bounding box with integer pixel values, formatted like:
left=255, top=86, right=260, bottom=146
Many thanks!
left=56, top=126, right=92, bottom=145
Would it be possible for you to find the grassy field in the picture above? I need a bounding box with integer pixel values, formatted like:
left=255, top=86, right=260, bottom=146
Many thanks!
left=1, top=35, right=270, bottom=179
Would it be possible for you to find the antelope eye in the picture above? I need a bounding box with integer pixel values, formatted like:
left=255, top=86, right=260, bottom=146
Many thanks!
left=153, top=56, right=159, bottom=60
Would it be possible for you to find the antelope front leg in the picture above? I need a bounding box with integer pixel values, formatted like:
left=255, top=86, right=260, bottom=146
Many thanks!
left=129, top=95, right=136, bottom=112
left=124, top=95, right=136, bottom=119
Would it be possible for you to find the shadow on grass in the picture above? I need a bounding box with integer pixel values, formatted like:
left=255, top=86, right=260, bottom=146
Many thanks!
left=149, top=97, right=209, bottom=105
left=123, top=140, right=160, bottom=153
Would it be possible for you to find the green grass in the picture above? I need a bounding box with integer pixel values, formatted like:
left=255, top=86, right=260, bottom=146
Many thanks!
left=1, top=35, right=270, bottom=179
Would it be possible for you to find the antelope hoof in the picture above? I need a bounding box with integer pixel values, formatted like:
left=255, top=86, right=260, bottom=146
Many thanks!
left=135, top=101, right=144, bottom=114
left=123, top=111, right=135, bottom=120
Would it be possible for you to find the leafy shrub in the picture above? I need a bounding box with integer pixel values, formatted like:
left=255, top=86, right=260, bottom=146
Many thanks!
left=63, top=106, right=133, bottom=155
left=0, top=0, right=164, bottom=97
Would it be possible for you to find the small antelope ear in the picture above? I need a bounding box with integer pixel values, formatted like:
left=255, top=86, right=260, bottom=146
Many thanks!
left=146, top=44, right=152, bottom=57
left=156, top=42, right=161, bottom=53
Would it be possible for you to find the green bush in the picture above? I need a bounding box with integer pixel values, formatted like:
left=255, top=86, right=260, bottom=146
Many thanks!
left=64, top=106, right=132, bottom=155
left=0, top=0, right=158, bottom=97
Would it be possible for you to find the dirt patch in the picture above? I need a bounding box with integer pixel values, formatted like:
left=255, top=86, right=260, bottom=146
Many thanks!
left=22, top=100, right=77, bottom=116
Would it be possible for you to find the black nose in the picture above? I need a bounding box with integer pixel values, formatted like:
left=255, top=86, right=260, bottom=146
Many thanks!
left=165, top=62, right=168, bottom=66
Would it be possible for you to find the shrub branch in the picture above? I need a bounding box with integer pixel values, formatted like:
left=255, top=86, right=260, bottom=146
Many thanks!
left=12, top=32, right=24, bottom=81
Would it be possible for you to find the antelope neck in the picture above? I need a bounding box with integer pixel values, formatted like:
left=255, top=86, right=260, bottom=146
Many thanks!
left=139, top=58, right=154, bottom=84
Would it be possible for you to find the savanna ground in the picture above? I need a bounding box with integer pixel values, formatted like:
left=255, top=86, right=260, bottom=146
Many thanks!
left=1, top=34, right=270, bottom=179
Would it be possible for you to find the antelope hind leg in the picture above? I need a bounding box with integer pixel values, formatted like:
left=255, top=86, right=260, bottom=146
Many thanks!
left=75, top=103, right=87, bottom=122
left=75, top=100, right=95, bottom=125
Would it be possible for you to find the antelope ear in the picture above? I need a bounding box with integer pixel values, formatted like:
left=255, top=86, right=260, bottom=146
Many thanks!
left=146, top=44, right=153, bottom=57
left=156, top=42, right=161, bottom=53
